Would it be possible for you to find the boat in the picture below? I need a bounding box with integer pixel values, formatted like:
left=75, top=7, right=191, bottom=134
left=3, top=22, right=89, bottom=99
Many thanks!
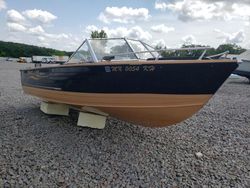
left=20, top=38, right=238, bottom=127
left=233, top=50, right=250, bottom=81
left=234, top=60, right=250, bottom=81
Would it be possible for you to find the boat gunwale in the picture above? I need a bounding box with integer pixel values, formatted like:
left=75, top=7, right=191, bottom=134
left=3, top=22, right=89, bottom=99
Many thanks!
left=20, top=59, right=237, bottom=71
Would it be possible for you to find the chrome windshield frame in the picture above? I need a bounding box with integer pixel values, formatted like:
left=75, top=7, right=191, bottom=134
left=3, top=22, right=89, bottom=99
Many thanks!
left=86, top=39, right=98, bottom=62
left=124, top=38, right=139, bottom=59
left=66, top=38, right=157, bottom=63
left=66, top=38, right=212, bottom=64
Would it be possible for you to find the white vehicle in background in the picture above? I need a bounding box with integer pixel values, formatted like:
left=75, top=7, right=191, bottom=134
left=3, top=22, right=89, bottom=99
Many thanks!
left=42, top=57, right=56, bottom=64
left=32, top=56, right=52, bottom=64
left=32, top=56, right=69, bottom=64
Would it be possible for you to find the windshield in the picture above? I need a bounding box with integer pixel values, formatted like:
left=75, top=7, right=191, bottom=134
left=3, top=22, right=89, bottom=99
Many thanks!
left=68, top=38, right=157, bottom=63
left=90, top=39, right=137, bottom=61
left=67, top=40, right=93, bottom=63
left=128, top=40, right=155, bottom=59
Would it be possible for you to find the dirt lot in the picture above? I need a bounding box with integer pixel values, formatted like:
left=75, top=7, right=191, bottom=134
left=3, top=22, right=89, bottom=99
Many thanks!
left=0, top=61, right=250, bottom=187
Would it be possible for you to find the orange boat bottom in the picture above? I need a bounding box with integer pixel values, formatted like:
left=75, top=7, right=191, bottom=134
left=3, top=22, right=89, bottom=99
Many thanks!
left=23, top=86, right=212, bottom=127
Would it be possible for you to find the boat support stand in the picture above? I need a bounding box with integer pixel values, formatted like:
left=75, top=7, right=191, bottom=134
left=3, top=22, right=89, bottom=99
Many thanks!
left=40, top=101, right=107, bottom=129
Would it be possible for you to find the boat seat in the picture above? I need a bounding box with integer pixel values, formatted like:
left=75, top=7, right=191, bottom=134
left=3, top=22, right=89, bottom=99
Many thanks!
left=103, top=55, right=115, bottom=61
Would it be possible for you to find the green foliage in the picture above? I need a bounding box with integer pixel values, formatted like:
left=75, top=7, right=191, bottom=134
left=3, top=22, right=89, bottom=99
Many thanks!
left=0, top=41, right=69, bottom=58
left=0, top=39, right=246, bottom=59
left=0, top=51, right=6, bottom=57
left=160, top=43, right=246, bottom=58
left=91, top=30, right=108, bottom=39
left=161, top=44, right=207, bottom=59
left=216, top=43, right=246, bottom=54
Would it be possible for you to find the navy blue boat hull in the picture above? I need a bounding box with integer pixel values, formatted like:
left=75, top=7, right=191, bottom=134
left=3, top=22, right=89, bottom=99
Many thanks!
left=21, top=61, right=237, bottom=95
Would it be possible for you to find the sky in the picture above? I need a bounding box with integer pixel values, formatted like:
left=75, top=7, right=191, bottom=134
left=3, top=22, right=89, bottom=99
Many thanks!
left=0, top=0, right=250, bottom=51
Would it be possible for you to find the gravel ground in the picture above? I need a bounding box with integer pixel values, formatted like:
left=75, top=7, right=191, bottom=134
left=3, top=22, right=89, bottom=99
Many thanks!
left=0, top=61, right=250, bottom=187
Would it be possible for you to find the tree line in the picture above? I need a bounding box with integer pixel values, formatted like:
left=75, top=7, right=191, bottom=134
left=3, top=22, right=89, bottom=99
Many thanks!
left=0, top=30, right=247, bottom=58
left=91, top=30, right=246, bottom=58
left=160, top=43, right=246, bottom=59
left=0, top=31, right=106, bottom=58
left=0, top=41, right=73, bottom=58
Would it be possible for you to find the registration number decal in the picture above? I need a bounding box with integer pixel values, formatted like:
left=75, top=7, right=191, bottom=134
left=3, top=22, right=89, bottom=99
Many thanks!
left=105, top=65, right=155, bottom=72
